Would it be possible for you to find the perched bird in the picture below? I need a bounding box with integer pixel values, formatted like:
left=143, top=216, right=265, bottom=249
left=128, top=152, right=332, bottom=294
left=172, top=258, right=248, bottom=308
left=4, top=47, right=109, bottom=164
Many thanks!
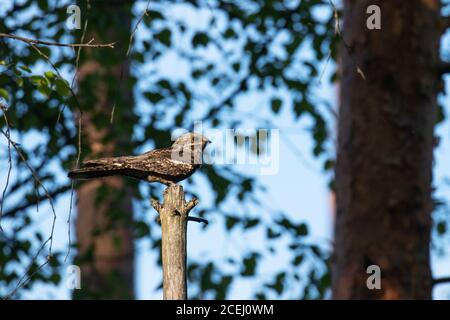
left=68, top=132, right=210, bottom=185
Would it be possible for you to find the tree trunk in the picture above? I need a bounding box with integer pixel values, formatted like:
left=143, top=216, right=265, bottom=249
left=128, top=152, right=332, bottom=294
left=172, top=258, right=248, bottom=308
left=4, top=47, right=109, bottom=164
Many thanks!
left=74, top=0, right=135, bottom=299
left=333, top=0, right=441, bottom=299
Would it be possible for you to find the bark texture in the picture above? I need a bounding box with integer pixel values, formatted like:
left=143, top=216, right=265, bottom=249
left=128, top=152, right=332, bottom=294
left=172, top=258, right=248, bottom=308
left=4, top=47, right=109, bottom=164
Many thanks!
left=74, top=0, right=135, bottom=299
left=333, top=0, right=441, bottom=299
left=151, top=185, right=198, bottom=300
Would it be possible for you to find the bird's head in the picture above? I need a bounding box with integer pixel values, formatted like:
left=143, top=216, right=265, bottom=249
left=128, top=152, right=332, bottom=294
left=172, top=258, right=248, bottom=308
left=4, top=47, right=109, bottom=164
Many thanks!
left=172, top=132, right=211, bottom=150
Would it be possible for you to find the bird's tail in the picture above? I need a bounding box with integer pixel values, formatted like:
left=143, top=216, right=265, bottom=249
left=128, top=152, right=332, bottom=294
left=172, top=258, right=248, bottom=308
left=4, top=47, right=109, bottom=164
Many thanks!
left=68, top=166, right=119, bottom=180
left=68, top=155, right=133, bottom=180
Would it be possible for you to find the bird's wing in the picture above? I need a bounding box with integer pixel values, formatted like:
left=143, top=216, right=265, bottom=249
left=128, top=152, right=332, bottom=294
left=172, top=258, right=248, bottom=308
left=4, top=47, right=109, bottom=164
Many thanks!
left=79, top=147, right=194, bottom=178
left=82, top=146, right=173, bottom=167
left=127, top=148, right=195, bottom=177
left=83, top=155, right=136, bottom=167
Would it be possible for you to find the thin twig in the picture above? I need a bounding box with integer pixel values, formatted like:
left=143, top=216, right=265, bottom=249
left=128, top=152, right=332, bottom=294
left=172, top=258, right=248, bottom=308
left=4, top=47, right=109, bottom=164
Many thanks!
left=151, top=199, right=163, bottom=213
left=185, top=198, right=199, bottom=212
left=438, top=61, right=450, bottom=75
left=0, top=129, right=59, bottom=299
left=202, top=74, right=251, bottom=121
left=0, top=104, right=12, bottom=230
left=28, top=41, right=84, bottom=187
left=318, top=50, right=332, bottom=85
left=111, top=0, right=151, bottom=124
left=0, top=129, right=57, bottom=256
left=4, top=238, right=51, bottom=299
left=126, top=0, right=151, bottom=56
left=34, top=180, right=40, bottom=212
left=29, top=43, right=83, bottom=115
left=3, top=166, right=49, bottom=198
left=1, top=141, right=66, bottom=297
left=281, top=133, right=322, bottom=174
left=2, top=185, right=71, bottom=219
left=327, top=0, right=366, bottom=80
left=64, top=0, right=90, bottom=263
left=433, top=277, right=450, bottom=286
left=187, top=216, right=208, bottom=225
left=0, top=32, right=117, bottom=48
left=26, top=44, right=80, bottom=257
left=65, top=181, right=75, bottom=263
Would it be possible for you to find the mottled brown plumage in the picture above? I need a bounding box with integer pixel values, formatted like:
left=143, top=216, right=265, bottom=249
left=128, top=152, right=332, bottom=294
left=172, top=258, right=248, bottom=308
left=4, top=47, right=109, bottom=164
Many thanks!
left=68, top=132, right=210, bottom=185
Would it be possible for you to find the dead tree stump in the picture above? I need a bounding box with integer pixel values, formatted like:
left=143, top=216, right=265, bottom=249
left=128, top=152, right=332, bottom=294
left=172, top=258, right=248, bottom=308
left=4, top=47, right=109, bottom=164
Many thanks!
left=151, top=184, right=204, bottom=300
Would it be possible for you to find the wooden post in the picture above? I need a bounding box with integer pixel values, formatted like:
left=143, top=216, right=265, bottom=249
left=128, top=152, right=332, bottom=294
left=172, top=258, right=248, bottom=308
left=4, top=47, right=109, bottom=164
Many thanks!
left=151, top=184, right=200, bottom=300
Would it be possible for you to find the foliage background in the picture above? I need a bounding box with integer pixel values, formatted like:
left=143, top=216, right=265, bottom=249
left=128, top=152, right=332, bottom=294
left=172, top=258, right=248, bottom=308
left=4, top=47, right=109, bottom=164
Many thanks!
left=0, top=0, right=450, bottom=299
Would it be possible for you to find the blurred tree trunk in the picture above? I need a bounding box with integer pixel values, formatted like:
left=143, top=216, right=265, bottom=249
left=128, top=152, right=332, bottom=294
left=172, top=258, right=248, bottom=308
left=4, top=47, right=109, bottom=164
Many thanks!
left=333, top=0, right=441, bottom=299
left=73, top=0, right=136, bottom=299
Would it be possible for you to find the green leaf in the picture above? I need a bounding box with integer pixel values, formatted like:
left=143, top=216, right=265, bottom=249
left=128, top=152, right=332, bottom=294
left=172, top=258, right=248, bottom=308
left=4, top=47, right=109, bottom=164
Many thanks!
left=310, top=245, right=322, bottom=257
left=134, top=221, right=151, bottom=238
left=21, top=240, right=31, bottom=253
left=192, top=32, right=209, bottom=48
left=30, top=75, right=44, bottom=85
left=19, top=65, right=32, bottom=73
left=54, top=78, right=70, bottom=97
left=155, top=28, right=171, bottom=47
left=192, top=69, right=204, bottom=79
left=133, top=51, right=145, bottom=63
left=49, top=273, right=61, bottom=284
left=38, top=85, right=52, bottom=97
left=271, top=98, right=282, bottom=114
left=294, top=99, right=304, bottom=118
left=241, top=253, right=259, bottom=276
left=295, top=223, right=308, bottom=236
left=330, top=71, right=339, bottom=82
left=147, top=9, right=164, bottom=20
left=44, top=71, right=56, bottom=80
left=225, top=215, right=239, bottom=231
left=255, top=292, right=266, bottom=300
left=224, top=28, right=237, bottom=39
left=276, top=217, right=295, bottom=230
left=266, top=272, right=286, bottom=295
left=437, top=221, right=447, bottom=235
left=16, top=76, right=24, bottom=87
left=266, top=227, right=281, bottom=239
left=144, top=91, right=164, bottom=104
left=35, top=232, right=43, bottom=241
left=244, top=218, right=259, bottom=229
left=0, top=88, right=9, bottom=100
left=292, top=254, right=304, bottom=266
left=323, top=159, right=335, bottom=171
left=158, top=79, right=171, bottom=90
left=37, top=0, right=48, bottom=10
left=303, top=61, right=318, bottom=77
